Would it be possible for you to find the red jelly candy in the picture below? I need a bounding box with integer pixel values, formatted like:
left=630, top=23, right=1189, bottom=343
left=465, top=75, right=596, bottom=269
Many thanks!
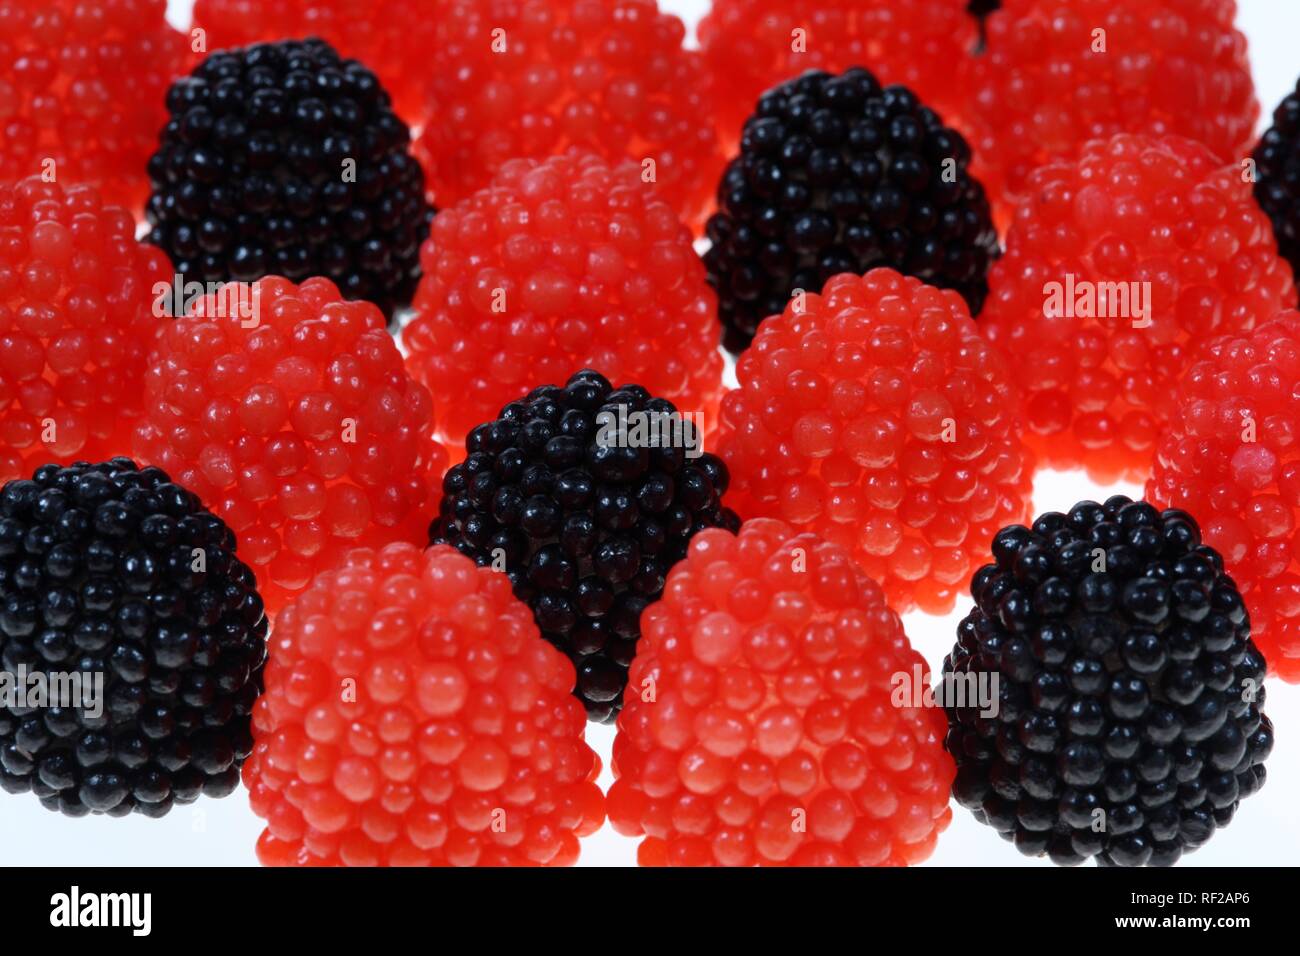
left=980, top=134, right=1295, bottom=485
left=402, top=149, right=724, bottom=446
left=715, top=267, right=1034, bottom=615
left=189, top=0, right=439, bottom=120
left=0, top=176, right=171, bottom=480
left=131, top=276, right=447, bottom=614
left=0, top=0, right=187, bottom=212
left=245, top=542, right=606, bottom=866
left=1147, top=316, right=1300, bottom=682
left=698, top=0, right=976, bottom=152
left=608, top=518, right=955, bottom=866
left=413, top=0, right=725, bottom=227
left=960, top=0, right=1258, bottom=223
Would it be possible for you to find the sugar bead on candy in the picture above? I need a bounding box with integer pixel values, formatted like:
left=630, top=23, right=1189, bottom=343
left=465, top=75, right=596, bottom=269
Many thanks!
left=0, top=0, right=187, bottom=212
left=1147, top=316, right=1300, bottom=682
left=131, top=276, right=447, bottom=616
left=0, top=459, right=267, bottom=817
left=402, top=150, right=724, bottom=446
left=959, top=0, right=1258, bottom=224
left=944, top=497, right=1273, bottom=866
left=0, top=176, right=172, bottom=481
left=979, top=133, right=1296, bottom=485
left=607, top=518, right=955, bottom=866
left=413, top=0, right=725, bottom=226
left=714, top=268, right=1033, bottom=616
left=244, top=542, right=605, bottom=866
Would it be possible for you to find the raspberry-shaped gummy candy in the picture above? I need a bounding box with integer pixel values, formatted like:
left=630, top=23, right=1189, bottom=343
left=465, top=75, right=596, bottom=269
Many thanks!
left=431, top=369, right=739, bottom=723
left=608, top=518, right=955, bottom=866
left=0, top=176, right=172, bottom=481
left=961, top=0, right=1258, bottom=222
left=245, top=542, right=605, bottom=866
left=146, top=38, right=431, bottom=323
left=1253, top=76, right=1300, bottom=300
left=403, top=150, right=724, bottom=446
left=1147, top=317, right=1300, bottom=682
left=980, top=134, right=1295, bottom=484
left=191, top=0, right=440, bottom=119
left=715, top=268, right=1032, bottom=615
left=705, top=68, right=997, bottom=355
left=0, top=458, right=267, bottom=817
left=132, top=276, right=447, bottom=616
left=945, top=497, right=1273, bottom=866
left=0, top=0, right=187, bottom=212
left=414, top=0, right=724, bottom=226
left=698, top=0, right=977, bottom=153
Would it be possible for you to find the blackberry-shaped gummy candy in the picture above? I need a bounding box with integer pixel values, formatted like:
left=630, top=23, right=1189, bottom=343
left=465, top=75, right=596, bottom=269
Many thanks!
left=0, top=459, right=266, bottom=817
left=146, top=38, right=431, bottom=323
left=430, top=369, right=738, bottom=722
left=943, top=497, right=1273, bottom=866
left=704, top=67, right=997, bottom=354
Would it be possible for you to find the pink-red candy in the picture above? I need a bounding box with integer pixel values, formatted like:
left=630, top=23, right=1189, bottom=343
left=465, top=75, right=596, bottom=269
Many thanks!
left=1147, top=316, right=1300, bottom=682
left=715, top=267, right=1034, bottom=615
left=0, top=176, right=171, bottom=479
left=608, top=518, right=955, bottom=866
left=132, top=276, right=447, bottom=614
left=190, top=0, right=439, bottom=120
left=699, top=0, right=976, bottom=152
left=961, top=0, right=1258, bottom=225
left=413, top=0, right=725, bottom=227
left=0, top=0, right=187, bottom=212
left=245, top=542, right=606, bottom=866
left=980, top=133, right=1296, bottom=485
left=401, top=149, right=724, bottom=445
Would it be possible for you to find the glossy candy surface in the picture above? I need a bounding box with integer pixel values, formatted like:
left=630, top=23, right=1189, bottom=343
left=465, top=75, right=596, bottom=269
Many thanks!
left=191, top=0, right=441, bottom=119
left=403, top=150, right=723, bottom=446
left=245, top=542, right=605, bottom=866
left=0, top=0, right=187, bottom=212
left=1254, top=76, right=1300, bottom=301
left=705, top=68, right=998, bottom=355
left=698, top=0, right=975, bottom=153
left=132, top=276, right=446, bottom=615
left=413, top=0, right=725, bottom=226
left=608, top=518, right=955, bottom=866
left=430, top=369, right=739, bottom=722
left=146, top=38, right=431, bottom=322
left=1147, top=317, right=1300, bottom=682
left=0, top=458, right=267, bottom=817
left=716, top=268, right=1033, bottom=615
left=945, top=497, right=1273, bottom=866
left=961, top=0, right=1258, bottom=222
left=980, top=134, right=1295, bottom=484
left=0, top=176, right=172, bottom=481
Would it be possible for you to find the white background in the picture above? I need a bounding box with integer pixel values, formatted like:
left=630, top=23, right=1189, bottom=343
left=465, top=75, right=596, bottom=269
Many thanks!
left=1, top=0, right=1296, bottom=867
